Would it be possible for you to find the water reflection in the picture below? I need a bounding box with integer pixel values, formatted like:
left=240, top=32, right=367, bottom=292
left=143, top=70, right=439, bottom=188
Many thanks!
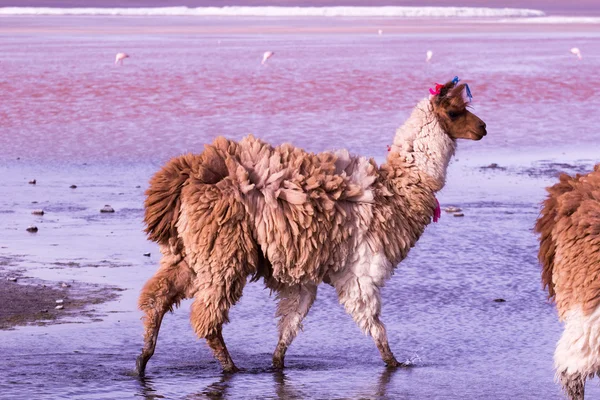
left=136, top=376, right=166, bottom=399
left=193, top=374, right=234, bottom=399
left=133, top=366, right=409, bottom=399
left=272, top=370, right=304, bottom=400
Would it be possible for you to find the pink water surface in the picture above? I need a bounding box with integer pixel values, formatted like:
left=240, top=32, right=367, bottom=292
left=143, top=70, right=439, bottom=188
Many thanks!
left=1, top=16, right=599, bottom=165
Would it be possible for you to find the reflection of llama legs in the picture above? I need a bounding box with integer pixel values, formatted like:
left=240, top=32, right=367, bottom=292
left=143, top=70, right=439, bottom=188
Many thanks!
left=189, top=266, right=249, bottom=372
left=554, top=308, right=600, bottom=400
left=137, top=256, right=195, bottom=375
left=273, top=284, right=318, bottom=369
left=331, top=265, right=401, bottom=367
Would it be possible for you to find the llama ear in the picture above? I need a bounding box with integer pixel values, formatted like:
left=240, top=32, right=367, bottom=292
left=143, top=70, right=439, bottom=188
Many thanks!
left=449, top=83, right=473, bottom=105
left=436, top=80, right=457, bottom=101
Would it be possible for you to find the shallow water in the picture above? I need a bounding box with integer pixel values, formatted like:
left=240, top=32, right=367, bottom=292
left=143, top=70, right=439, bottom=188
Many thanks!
left=1, top=16, right=600, bottom=399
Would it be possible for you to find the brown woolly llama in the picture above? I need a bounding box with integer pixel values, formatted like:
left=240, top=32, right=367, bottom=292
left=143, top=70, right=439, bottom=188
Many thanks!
left=136, top=78, right=487, bottom=374
left=536, top=164, right=600, bottom=400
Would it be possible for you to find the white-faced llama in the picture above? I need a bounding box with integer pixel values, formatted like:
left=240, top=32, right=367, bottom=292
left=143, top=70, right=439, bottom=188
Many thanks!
left=536, top=165, right=600, bottom=400
left=136, top=78, right=487, bottom=374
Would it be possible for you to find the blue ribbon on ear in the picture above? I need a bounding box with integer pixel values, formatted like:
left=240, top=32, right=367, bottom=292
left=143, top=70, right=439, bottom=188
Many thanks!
left=452, top=76, right=460, bottom=85
left=465, top=84, right=473, bottom=101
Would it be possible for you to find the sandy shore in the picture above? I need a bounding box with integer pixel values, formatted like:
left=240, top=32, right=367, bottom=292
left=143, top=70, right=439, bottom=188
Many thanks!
left=0, top=257, right=124, bottom=330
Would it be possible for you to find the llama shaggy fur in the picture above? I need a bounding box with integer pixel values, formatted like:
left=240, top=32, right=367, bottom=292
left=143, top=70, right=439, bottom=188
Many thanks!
left=136, top=79, right=487, bottom=374
left=536, top=164, right=600, bottom=400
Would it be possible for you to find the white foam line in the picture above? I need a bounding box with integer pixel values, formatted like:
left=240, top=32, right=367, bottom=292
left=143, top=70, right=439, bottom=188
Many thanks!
left=0, top=6, right=546, bottom=18
left=498, top=16, right=600, bottom=24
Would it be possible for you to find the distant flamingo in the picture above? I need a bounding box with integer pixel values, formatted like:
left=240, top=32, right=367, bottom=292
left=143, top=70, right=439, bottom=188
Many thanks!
left=378, top=29, right=383, bottom=36
left=426, top=50, right=433, bottom=63
left=262, top=51, right=274, bottom=65
left=570, top=47, right=582, bottom=60
left=115, top=52, right=130, bottom=65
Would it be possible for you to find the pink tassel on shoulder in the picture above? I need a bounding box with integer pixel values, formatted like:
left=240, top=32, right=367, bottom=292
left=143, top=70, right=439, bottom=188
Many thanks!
left=433, top=198, right=441, bottom=223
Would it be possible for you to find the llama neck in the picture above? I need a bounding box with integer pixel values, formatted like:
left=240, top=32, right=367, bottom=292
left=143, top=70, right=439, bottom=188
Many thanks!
left=387, top=99, right=456, bottom=192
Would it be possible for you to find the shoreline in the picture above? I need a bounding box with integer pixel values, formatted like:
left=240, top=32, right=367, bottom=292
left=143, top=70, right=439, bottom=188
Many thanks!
left=1, top=15, right=599, bottom=35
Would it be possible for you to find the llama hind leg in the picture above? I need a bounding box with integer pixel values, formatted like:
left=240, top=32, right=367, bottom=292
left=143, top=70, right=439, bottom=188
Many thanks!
left=332, top=273, right=403, bottom=367
left=272, top=284, right=318, bottom=369
left=189, top=269, right=249, bottom=372
left=137, top=256, right=195, bottom=376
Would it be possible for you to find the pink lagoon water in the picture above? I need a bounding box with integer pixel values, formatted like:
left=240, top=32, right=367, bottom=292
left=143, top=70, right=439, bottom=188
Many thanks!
left=1, top=9, right=600, bottom=400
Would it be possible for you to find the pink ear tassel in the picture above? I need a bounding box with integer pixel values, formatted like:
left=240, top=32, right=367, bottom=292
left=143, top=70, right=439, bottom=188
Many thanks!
left=433, top=198, right=441, bottom=223
left=429, top=83, right=444, bottom=96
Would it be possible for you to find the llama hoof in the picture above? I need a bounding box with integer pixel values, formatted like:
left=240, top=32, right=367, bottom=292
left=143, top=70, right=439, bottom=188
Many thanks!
left=135, top=355, right=148, bottom=376
left=272, top=359, right=285, bottom=370
left=222, top=364, right=240, bottom=374
left=385, top=359, right=409, bottom=368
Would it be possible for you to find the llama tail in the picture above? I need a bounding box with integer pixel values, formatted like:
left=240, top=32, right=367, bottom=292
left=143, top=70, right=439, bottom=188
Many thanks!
left=144, top=153, right=197, bottom=246
left=144, top=138, right=234, bottom=247
left=534, top=172, right=580, bottom=301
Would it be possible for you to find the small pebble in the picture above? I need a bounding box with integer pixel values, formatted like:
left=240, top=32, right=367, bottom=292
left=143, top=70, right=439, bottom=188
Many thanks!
left=32, top=209, right=45, bottom=216
left=143, top=252, right=151, bottom=257
left=40, top=309, right=48, bottom=313
left=7, top=277, right=17, bottom=282
left=28, top=179, right=36, bottom=185
left=493, top=298, right=506, bottom=303
left=55, top=299, right=64, bottom=304
left=55, top=305, right=64, bottom=310
left=70, top=185, right=77, bottom=189
left=453, top=213, right=465, bottom=217
left=26, top=225, right=39, bottom=233
left=444, top=206, right=462, bottom=213
left=481, top=163, right=506, bottom=171
left=100, top=205, right=115, bottom=213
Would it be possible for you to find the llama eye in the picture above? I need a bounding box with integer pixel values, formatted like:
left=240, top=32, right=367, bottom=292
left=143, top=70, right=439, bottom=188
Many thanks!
left=448, top=111, right=460, bottom=119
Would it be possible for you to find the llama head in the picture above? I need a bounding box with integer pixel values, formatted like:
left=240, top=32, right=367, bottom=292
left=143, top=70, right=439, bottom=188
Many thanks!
left=431, top=80, right=487, bottom=141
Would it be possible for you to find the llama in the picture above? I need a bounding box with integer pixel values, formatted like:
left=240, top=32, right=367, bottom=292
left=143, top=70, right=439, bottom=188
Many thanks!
left=136, top=78, right=487, bottom=375
left=535, top=164, right=600, bottom=400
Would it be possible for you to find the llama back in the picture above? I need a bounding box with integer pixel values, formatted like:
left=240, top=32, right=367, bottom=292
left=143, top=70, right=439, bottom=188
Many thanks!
left=535, top=164, right=600, bottom=314
left=144, top=134, right=380, bottom=285
left=235, top=138, right=379, bottom=285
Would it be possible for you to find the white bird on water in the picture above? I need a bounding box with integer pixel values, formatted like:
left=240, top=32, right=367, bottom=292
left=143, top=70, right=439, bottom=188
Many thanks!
left=426, top=50, right=433, bottom=63
left=262, top=51, right=274, bottom=65
left=115, top=52, right=129, bottom=65
left=378, top=29, right=383, bottom=36
left=570, top=47, right=582, bottom=60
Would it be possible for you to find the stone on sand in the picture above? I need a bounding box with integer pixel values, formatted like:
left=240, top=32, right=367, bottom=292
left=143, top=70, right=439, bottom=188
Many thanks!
left=100, top=205, right=115, bottom=213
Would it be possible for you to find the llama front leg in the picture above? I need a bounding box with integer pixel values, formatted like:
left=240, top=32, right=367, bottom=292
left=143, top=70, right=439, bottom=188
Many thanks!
left=332, top=273, right=404, bottom=367
left=137, top=257, right=195, bottom=376
left=272, top=284, right=318, bottom=369
left=553, top=308, right=600, bottom=400
left=559, top=372, right=585, bottom=400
